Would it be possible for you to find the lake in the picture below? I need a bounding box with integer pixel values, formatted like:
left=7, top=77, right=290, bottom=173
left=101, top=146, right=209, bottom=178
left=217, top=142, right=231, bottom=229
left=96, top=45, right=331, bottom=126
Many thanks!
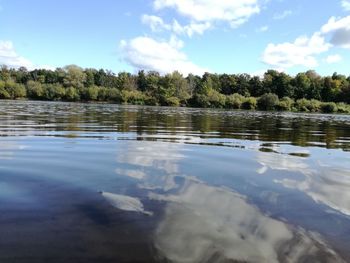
left=0, top=100, right=350, bottom=263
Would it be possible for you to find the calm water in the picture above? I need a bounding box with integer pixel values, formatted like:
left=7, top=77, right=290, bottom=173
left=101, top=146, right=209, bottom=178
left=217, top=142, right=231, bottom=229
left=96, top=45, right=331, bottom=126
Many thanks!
left=1, top=100, right=350, bottom=263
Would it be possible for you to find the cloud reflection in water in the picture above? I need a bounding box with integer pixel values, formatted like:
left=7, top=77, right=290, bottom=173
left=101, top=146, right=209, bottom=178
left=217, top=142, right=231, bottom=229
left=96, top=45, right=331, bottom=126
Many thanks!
left=257, top=149, right=350, bottom=216
left=115, top=141, right=345, bottom=262
left=149, top=180, right=343, bottom=263
left=116, top=141, right=185, bottom=191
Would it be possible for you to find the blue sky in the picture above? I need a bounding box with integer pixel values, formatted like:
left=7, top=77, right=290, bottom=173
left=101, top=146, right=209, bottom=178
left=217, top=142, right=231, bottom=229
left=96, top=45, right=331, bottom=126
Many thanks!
left=0, top=0, right=349, bottom=76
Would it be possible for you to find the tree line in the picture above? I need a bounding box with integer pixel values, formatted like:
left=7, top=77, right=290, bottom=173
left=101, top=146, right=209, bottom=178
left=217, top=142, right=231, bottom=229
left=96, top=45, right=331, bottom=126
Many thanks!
left=1, top=65, right=350, bottom=113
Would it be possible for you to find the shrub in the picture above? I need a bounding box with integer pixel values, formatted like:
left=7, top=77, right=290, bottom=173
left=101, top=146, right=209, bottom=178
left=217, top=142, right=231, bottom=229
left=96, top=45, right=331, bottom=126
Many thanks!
left=225, top=93, right=243, bottom=109
left=206, top=89, right=226, bottom=108
left=121, top=90, right=145, bottom=105
left=193, top=89, right=226, bottom=108
left=65, top=87, right=80, bottom=101
left=276, top=97, right=294, bottom=111
left=241, top=97, right=257, bottom=110
left=144, top=95, right=159, bottom=106
left=106, top=88, right=122, bottom=102
left=5, top=81, right=26, bottom=99
left=257, top=93, right=279, bottom=110
left=321, top=102, right=338, bottom=113
left=0, top=80, right=10, bottom=99
left=26, top=80, right=44, bottom=99
left=308, top=99, right=321, bottom=112
left=336, top=103, right=350, bottom=114
left=295, top=98, right=309, bottom=112
left=193, top=94, right=210, bottom=108
left=97, top=87, right=109, bottom=101
left=164, top=96, right=180, bottom=106
left=85, top=86, right=99, bottom=101
left=295, top=98, right=321, bottom=112
left=43, top=83, right=65, bottom=100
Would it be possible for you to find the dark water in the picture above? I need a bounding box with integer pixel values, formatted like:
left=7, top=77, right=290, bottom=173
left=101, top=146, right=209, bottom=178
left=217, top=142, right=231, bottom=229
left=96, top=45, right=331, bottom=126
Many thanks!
left=1, top=100, right=350, bottom=263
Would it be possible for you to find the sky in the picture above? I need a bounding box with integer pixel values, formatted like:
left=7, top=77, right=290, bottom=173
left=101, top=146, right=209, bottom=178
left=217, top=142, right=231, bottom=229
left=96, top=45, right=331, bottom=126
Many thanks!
left=0, top=0, right=349, bottom=76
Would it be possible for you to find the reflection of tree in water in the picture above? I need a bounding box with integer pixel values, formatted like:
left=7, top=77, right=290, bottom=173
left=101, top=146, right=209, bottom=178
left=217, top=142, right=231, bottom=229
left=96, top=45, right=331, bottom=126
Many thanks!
left=1, top=101, right=349, bottom=151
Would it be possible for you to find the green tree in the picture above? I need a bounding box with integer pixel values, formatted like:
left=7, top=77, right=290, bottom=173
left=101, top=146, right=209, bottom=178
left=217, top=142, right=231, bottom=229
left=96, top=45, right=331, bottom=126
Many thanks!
left=65, top=87, right=80, bottom=101
left=241, top=97, right=257, bottom=110
left=63, top=65, right=86, bottom=89
left=225, top=93, right=244, bottom=109
left=0, top=80, right=10, bottom=99
left=257, top=93, right=279, bottom=110
left=219, top=74, right=236, bottom=95
left=249, top=76, right=263, bottom=97
left=26, top=80, right=43, bottom=99
left=43, top=83, right=65, bottom=100
left=5, top=81, right=26, bottom=99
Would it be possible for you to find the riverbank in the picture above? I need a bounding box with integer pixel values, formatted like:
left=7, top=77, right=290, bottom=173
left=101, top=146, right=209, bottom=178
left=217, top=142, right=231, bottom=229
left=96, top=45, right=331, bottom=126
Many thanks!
left=2, top=95, right=350, bottom=114
left=1, top=66, right=350, bottom=114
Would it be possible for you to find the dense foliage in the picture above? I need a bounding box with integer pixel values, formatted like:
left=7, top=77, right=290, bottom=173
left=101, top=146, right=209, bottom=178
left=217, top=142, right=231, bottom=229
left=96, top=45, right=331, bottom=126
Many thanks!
left=1, top=65, right=350, bottom=113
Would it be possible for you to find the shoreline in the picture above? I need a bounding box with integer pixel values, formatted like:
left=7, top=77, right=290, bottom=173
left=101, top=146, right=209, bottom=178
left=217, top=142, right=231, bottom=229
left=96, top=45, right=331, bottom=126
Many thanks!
left=2, top=97, right=350, bottom=115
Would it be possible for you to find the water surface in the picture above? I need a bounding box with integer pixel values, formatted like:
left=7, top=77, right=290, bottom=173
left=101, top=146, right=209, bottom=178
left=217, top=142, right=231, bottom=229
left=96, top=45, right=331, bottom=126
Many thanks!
left=0, top=100, right=350, bottom=262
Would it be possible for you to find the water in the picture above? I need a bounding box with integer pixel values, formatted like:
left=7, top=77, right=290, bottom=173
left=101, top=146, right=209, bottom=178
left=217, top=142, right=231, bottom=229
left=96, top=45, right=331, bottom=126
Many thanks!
left=0, top=100, right=350, bottom=263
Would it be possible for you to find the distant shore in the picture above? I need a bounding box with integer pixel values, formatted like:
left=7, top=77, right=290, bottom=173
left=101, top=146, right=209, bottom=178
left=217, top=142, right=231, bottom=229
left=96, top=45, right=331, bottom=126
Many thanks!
left=1, top=65, right=350, bottom=114
left=3, top=97, right=350, bottom=115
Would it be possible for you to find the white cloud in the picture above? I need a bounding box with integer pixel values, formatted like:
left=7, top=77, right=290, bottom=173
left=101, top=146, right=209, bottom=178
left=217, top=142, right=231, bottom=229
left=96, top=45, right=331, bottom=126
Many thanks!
left=172, top=20, right=211, bottom=37
left=0, top=40, right=55, bottom=70
left=142, top=14, right=211, bottom=37
left=321, top=16, right=350, bottom=48
left=0, top=41, right=34, bottom=69
left=262, top=33, right=331, bottom=69
left=120, top=36, right=208, bottom=76
left=325, top=54, right=342, bottom=64
left=262, top=14, right=350, bottom=70
left=342, top=0, right=350, bottom=11
left=141, top=14, right=171, bottom=32
left=321, top=16, right=350, bottom=33
left=273, top=10, right=292, bottom=20
left=153, top=0, right=260, bottom=28
left=258, top=25, right=269, bottom=32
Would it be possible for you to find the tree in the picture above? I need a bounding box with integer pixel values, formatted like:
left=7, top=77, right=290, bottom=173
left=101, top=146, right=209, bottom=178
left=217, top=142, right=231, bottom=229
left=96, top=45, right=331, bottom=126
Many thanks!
left=249, top=76, right=263, bottom=97
left=0, top=80, right=10, bottom=99
left=26, top=80, right=44, bottom=99
left=0, top=65, right=11, bottom=81
left=262, top=70, right=292, bottom=98
left=0, top=64, right=350, bottom=113
left=235, top=74, right=251, bottom=96
left=219, top=74, right=236, bottom=95
left=65, top=87, right=80, bottom=101
left=257, top=93, right=279, bottom=111
left=293, top=73, right=311, bottom=99
left=137, top=70, right=147, bottom=92
left=186, top=73, right=201, bottom=97
left=84, top=86, right=99, bottom=101
left=63, top=65, right=86, bottom=89
left=43, top=83, right=65, bottom=100
left=5, top=81, right=26, bottom=99
left=165, top=71, right=190, bottom=104
left=84, top=68, right=97, bottom=87
left=117, top=72, right=137, bottom=91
